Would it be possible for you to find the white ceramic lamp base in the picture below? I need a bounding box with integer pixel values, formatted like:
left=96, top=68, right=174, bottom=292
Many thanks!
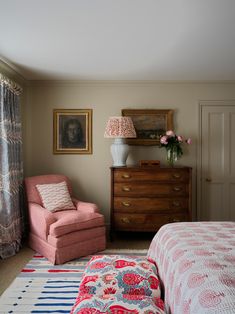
left=111, top=138, right=129, bottom=167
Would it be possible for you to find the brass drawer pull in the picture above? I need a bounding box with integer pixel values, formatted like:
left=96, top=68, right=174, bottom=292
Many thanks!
left=122, top=202, right=131, bottom=207
left=173, top=173, right=181, bottom=179
left=172, top=201, right=180, bottom=207
left=122, top=173, right=131, bottom=179
left=173, top=186, right=182, bottom=192
left=122, top=186, right=131, bottom=192
left=172, top=218, right=181, bottom=222
left=121, top=217, right=130, bottom=223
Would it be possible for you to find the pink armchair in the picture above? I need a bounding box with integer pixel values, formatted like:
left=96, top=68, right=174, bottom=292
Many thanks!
left=24, top=174, right=106, bottom=264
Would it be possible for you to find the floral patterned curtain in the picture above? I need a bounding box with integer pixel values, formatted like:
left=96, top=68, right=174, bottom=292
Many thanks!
left=0, top=73, right=24, bottom=258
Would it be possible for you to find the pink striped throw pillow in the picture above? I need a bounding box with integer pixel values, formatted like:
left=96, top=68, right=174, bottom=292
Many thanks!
left=36, top=181, right=76, bottom=212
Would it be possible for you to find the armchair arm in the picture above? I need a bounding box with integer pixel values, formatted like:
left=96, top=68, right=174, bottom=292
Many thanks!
left=28, top=202, right=57, bottom=240
left=72, top=197, right=99, bottom=213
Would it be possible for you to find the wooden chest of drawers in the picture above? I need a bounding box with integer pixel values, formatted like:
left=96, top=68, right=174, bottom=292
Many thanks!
left=110, top=166, right=192, bottom=234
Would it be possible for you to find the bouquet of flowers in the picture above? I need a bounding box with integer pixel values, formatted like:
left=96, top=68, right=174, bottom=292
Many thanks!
left=160, top=130, right=192, bottom=166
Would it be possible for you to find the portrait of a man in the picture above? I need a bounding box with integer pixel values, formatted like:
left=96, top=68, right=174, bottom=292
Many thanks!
left=53, top=109, right=92, bottom=154
left=61, top=117, right=86, bottom=149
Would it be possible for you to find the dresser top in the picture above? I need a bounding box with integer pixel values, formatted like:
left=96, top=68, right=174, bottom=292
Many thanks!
left=110, top=165, right=192, bottom=170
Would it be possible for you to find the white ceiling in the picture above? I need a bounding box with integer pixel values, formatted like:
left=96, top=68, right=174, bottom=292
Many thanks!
left=1, top=0, right=235, bottom=81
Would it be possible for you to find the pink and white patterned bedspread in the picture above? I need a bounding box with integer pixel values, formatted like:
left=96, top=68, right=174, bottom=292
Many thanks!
left=147, top=221, right=235, bottom=314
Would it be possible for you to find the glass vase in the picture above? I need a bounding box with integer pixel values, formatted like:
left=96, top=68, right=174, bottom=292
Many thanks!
left=166, top=146, right=179, bottom=167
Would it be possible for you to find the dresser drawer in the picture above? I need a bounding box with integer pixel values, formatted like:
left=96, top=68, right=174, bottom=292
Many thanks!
left=114, top=197, right=188, bottom=213
left=114, top=169, right=189, bottom=183
left=114, top=213, right=188, bottom=232
left=114, top=182, right=188, bottom=197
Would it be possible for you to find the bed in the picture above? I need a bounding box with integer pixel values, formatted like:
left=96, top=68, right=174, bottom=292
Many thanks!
left=147, top=221, right=235, bottom=314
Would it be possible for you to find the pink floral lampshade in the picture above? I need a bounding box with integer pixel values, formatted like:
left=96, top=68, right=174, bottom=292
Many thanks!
left=104, top=116, right=136, bottom=138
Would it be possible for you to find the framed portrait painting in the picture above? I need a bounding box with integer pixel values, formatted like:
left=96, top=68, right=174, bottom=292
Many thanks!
left=53, top=109, right=92, bottom=154
left=122, top=109, right=173, bottom=145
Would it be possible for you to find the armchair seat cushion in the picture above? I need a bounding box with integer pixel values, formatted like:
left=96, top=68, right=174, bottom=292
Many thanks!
left=49, top=210, right=105, bottom=237
left=48, top=226, right=105, bottom=248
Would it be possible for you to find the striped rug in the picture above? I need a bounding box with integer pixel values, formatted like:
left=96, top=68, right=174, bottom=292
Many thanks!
left=0, top=249, right=147, bottom=314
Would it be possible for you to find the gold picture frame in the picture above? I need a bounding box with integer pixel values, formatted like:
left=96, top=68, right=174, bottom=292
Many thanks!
left=122, top=109, right=173, bottom=145
left=53, top=109, right=92, bottom=154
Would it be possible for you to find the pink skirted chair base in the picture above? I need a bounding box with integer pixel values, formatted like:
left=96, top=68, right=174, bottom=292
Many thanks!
left=25, top=174, right=106, bottom=264
left=29, top=228, right=106, bottom=265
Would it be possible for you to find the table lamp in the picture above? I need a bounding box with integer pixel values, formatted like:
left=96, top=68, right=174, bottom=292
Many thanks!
left=104, top=116, right=136, bottom=166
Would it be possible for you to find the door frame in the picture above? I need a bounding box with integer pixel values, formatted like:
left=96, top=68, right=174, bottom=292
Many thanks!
left=197, top=100, right=235, bottom=220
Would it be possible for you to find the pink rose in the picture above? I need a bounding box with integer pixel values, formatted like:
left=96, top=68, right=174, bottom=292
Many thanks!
left=166, top=130, right=175, bottom=137
left=177, top=135, right=183, bottom=142
left=186, top=138, right=192, bottom=144
left=160, top=135, right=168, bottom=144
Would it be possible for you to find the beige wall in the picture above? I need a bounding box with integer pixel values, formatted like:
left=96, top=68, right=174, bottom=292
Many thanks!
left=25, top=81, right=235, bottom=226
left=2, top=59, right=235, bottom=228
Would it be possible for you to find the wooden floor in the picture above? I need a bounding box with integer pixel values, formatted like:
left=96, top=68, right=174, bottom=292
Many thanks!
left=0, top=232, right=154, bottom=296
left=0, top=246, right=34, bottom=296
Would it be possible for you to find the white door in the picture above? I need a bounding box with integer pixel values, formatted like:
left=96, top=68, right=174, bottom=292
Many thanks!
left=199, top=101, right=235, bottom=221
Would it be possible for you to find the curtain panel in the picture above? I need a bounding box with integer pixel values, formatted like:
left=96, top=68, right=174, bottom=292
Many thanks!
left=0, top=73, right=24, bottom=258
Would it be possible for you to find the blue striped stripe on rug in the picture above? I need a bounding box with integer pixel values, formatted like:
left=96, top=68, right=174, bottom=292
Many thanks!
left=0, top=249, right=147, bottom=314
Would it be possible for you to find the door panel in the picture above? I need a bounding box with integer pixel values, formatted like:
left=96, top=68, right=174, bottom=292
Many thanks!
left=230, top=183, right=235, bottom=220
left=208, top=112, right=224, bottom=178
left=230, top=113, right=235, bottom=176
left=206, top=183, right=224, bottom=220
left=200, top=103, right=235, bottom=221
